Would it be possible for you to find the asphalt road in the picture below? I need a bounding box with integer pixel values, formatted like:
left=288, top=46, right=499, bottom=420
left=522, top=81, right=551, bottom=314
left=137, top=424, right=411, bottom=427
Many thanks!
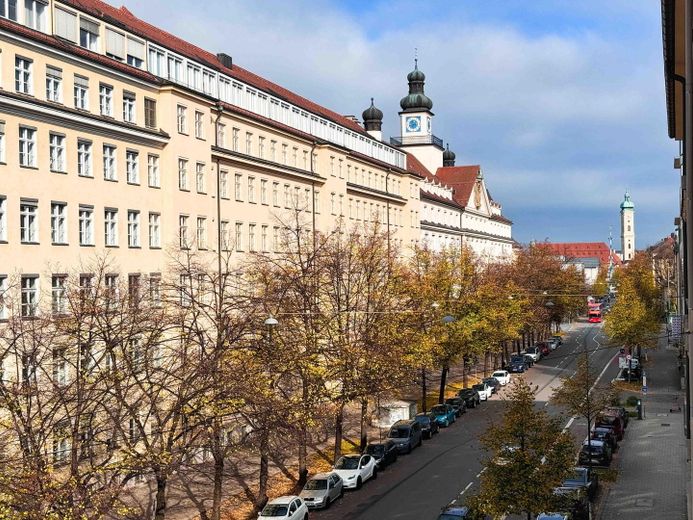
left=314, top=321, right=621, bottom=520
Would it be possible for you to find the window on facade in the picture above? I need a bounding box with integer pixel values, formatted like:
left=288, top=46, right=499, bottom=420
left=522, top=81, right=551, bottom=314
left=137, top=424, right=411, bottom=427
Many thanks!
left=194, top=111, right=204, bottom=139
left=45, top=66, right=62, bottom=102
left=232, top=128, right=239, bottom=151
left=144, top=98, right=157, bottom=129
left=122, top=92, right=136, bottom=123
left=245, top=132, right=252, bottom=155
left=235, top=222, right=243, bottom=251
left=261, top=225, right=268, bottom=252
left=167, top=55, right=182, bottom=82
left=247, top=176, right=255, bottom=203
left=176, top=105, right=187, bottom=134
left=260, top=179, right=268, bottom=205
left=179, top=274, right=191, bottom=307
left=79, top=17, right=99, bottom=51
left=196, top=163, right=205, bottom=193
left=25, top=0, right=47, bottom=31
left=179, top=215, right=189, bottom=248
left=78, top=206, right=93, bottom=246
left=53, top=420, right=70, bottom=463
left=21, top=276, right=38, bottom=317
left=178, top=158, right=188, bottom=190
left=14, top=56, right=32, bottom=94
left=147, top=46, right=165, bottom=76
left=20, top=201, right=37, bottom=243
left=0, top=122, right=5, bottom=163
left=273, top=226, right=280, bottom=252
left=19, top=126, right=36, bottom=168
left=284, top=184, right=290, bottom=208
left=216, top=123, right=225, bottom=147
left=126, top=38, right=144, bottom=67
left=147, top=154, right=159, bottom=187
left=126, top=150, right=139, bottom=184
left=148, top=213, right=160, bottom=248
left=99, top=84, right=112, bottom=116
left=0, top=275, right=7, bottom=320
left=0, top=0, right=18, bottom=21
left=74, top=75, right=89, bottom=110
left=0, top=196, right=5, bottom=242
left=220, top=170, right=229, bottom=199
left=234, top=173, right=242, bottom=201
left=270, top=140, right=277, bottom=161
left=220, top=220, right=229, bottom=251
left=51, top=275, right=67, bottom=315
left=149, top=275, right=161, bottom=306
left=77, top=140, right=92, bottom=177
left=49, top=133, right=66, bottom=172
left=127, top=276, right=140, bottom=306
left=292, top=147, right=298, bottom=166
left=282, top=144, right=288, bottom=164
left=102, top=144, right=116, bottom=180
left=258, top=136, right=265, bottom=158
left=51, top=202, right=67, bottom=244
left=104, top=209, right=118, bottom=246
left=272, top=182, right=279, bottom=207
left=127, top=210, right=140, bottom=248
left=197, top=217, right=207, bottom=249
left=248, top=223, right=256, bottom=252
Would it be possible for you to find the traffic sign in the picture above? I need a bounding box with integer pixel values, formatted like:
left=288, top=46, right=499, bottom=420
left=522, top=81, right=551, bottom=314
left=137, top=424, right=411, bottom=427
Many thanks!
left=642, top=386, right=648, bottom=394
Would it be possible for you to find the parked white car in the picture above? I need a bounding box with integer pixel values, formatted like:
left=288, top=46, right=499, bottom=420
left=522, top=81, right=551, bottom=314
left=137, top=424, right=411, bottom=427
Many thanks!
left=333, top=454, right=377, bottom=489
left=258, top=496, right=309, bottom=520
left=491, top=370, right=511, bottom=386
left=472, top=382, right=493, bottom=401
left=524, top=345, right=541, bottom=362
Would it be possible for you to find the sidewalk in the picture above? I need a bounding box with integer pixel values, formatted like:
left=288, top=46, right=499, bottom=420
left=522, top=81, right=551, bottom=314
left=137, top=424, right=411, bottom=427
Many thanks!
left=598, top=333, right=687, bottom=519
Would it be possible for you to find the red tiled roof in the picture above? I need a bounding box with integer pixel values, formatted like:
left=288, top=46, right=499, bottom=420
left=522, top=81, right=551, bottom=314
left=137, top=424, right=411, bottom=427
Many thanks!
left=436, top=165, right=480, bottom=207
left=491, top=214, right=513, bottom=225
left=0, top=16, right=158, bottom=83
left=540, top=242, right=622, bottom=267
left=60, top=0, right=373, bottom=137
left=406, top=154, right=436, bottom=182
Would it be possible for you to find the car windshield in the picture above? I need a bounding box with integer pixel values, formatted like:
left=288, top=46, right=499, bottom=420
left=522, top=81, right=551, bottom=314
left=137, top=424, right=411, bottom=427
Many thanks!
left=366, top=445, right=384, bottom=456
left=565, top=469, right=586, bottom=483
left=583, top=446, right=603, bottom=455
left=598, top=416, right=616, bottom=425
left=431, top=405, right=447, bottom=415
left=261, top=504, right=289, bottom=516
left=304, top=479, right=327, bottom=490
left=527, top=347, right=538, bottom=353
left=415, top=415, right=430, bottom=424
left=335, top=457, right=359, bottom=469
left=389, top=427, right=410, bottom=438
left=511, top=356, right=524, bottom=362
left=492, top=372, right=504, bottom=377
left=445, top=399, right=458, bottom=405
left=472, top=384, right=484, bottom=391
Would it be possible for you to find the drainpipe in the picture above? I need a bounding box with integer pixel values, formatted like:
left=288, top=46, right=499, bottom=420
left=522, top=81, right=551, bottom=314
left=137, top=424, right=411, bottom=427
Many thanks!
left=385, top=170, right=391, bottom=255
left=214, top=103, right=224, bottom=298
left=310, top=141, right=317, bottom=252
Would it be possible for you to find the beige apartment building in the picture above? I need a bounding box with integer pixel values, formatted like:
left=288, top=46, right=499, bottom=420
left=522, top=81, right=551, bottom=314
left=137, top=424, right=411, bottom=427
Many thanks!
left=0, top=0, right=427, bottom=319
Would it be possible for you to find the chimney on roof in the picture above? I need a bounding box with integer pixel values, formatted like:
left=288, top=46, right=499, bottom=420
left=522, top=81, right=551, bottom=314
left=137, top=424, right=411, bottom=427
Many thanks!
left=217, top=53, right=233, bottom=69
left=343, top=115, right=361, bottom=125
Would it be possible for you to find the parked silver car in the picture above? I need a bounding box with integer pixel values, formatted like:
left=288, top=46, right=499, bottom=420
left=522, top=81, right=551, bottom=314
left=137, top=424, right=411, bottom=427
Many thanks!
left=299, top=472, right=343, bottom=509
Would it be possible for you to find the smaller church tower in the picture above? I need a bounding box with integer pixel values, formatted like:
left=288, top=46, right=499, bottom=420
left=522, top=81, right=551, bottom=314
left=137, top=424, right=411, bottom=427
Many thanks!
left=620, top=191, right=635, bottom=262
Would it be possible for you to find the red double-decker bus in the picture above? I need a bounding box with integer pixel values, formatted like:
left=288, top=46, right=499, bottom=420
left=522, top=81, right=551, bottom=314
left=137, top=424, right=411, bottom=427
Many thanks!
left=587, top=301, right=602, bottom=323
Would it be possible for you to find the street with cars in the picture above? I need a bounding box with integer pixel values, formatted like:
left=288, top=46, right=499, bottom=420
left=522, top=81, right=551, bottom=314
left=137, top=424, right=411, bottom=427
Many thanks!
left=259, top=321, right=623, bottom=520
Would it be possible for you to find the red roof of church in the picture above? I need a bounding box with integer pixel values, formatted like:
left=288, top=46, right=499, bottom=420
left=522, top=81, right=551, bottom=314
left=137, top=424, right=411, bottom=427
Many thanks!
left=540, top=242, right=622, bottom=267
left=436, top=166, right=481, bottom=207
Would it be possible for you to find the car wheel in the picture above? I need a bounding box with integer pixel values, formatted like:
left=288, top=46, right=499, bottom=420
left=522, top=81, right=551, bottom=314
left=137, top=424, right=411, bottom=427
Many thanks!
left=356, top=477, right=362, bottom=489
left=325, top=496, right=331, bottom=509
left=340, top=486, right=344, bottom=498
left=444, top=419, right=449, bottom=427
left=372, top=467, right=378, bottom=479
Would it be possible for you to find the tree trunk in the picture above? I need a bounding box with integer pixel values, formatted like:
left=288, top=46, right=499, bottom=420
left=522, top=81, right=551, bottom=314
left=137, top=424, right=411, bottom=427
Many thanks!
left=421, top=367, right=428, bottom=413
left=256, top=432, right=270, bottom=512
left=298, top=425, right=308, bottom=486
left=462, top=357, right=469, bottom=388
left=359, top=398, right=368, bottom=452
left=333, top=402, right=345, bottom=463
left=483, top=351, right=489, bottom=377
left=439, top=364, right=449, bottom=403
left=211, top=428, right=224, bottom=520
left=154, top=470, right=168, bottom=520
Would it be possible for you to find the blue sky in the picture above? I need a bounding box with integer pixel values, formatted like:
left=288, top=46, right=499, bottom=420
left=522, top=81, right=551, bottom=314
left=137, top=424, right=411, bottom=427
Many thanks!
left=125, top=0, right=678, bottom=248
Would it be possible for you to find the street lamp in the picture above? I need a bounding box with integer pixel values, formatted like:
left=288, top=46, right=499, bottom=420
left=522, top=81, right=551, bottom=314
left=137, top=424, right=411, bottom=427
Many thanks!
left=264, top=315, right=278, bottom=347
left=545, top=300, right=555, bottom=334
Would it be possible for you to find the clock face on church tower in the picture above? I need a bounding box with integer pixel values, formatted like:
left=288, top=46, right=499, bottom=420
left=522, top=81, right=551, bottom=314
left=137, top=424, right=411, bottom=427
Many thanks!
left=405, top=116, right=421, bottom=133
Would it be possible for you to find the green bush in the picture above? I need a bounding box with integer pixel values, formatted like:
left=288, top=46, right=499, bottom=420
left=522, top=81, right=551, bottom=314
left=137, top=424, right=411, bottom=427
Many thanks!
left=626, top=395, right=639, bottom=407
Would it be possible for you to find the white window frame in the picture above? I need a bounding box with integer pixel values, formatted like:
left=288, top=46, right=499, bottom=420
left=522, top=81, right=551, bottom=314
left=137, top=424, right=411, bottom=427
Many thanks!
left=21, top=276, right=38, bottom=318
left=78, top=206, right=94, bottom=246
left=194, top=110, right=204, bottom=139
left=122, top=92, right=136, bottom=123
left=19, top=126, right=36, bottom=167
left=51, top=275, right=67, bottom=315
left=178, top=158, right=188, bottom=190
left=45, top=66, right=62, bottom=102
left=99, top=83, right=113, bottom=116
left=176, top=105, right=187, bottom=134
left=148, top=212, right=160, bottom=248
left=195, top=162, right=205, bottom=193
left=49, top=133, right=66, bottom=172
left=196, top=216, right=207, bottom=249
left=104, top=209, right=118, bottom=247
left=77, top=140, right=92, bottom=177
left=126, top=150, right=139, bottom=184
left=20, top=201, right=38, bottom=243
left=74, top=76, right=89, bottom=110
left=50, top=202, right=67, bottom=244
left=103, top=144, right=116, bottom=180
left=127, top=210, right=140, bottom=248
left=0, top=196, right=5, bottom=242
left=147, top=154, right=159, bottom=188
left=14, top=56, right=32, bottom=94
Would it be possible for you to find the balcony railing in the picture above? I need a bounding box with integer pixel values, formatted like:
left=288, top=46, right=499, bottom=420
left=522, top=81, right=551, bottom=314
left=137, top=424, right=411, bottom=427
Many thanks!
left=390, top=135, right=444, bottom=148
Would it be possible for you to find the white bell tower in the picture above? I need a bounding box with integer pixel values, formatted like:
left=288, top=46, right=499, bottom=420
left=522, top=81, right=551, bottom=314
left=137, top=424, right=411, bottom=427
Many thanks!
left=620, top=191, right=635, bottom=262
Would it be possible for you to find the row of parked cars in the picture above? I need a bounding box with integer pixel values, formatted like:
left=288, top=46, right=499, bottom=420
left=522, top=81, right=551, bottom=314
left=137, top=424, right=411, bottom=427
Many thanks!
left=258, top=372, right=515, bottom=518
left=504, top=335, right=563, bottom=373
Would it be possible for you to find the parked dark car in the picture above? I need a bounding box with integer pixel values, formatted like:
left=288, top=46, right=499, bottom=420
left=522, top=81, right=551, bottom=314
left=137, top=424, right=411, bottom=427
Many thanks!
left=591, top=427, right=618, bottom=451
left=387, top=419, right=423, bottom=454
left=595, top=414, right=624, bottom=441
left=537, top=342, right=551, bottom=356
left=445, top=397, right=467, bottom=417
left=560, top=466, right=599, bottom=501
left=523, top=354, right=535, bottom=368
left=414, top=412, right=439, bottom=439
left=506, top=356, right=527, bottom=373
left=604, top=406, right=629, bottom=428
left=365, top=440, right=398, bottom=468
left=482, top=377, right=501, bottom=394
left=578, top=440, right=612, bottom=467
left=552, top=486, right=590, bottom=520
left=458, top=388, right=481, bottom=408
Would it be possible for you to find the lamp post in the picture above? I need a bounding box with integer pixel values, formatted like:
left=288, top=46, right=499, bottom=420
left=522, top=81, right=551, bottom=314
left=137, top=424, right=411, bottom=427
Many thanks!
left=264, top=315, right=278, bottom=347
left=545, top=300, right=555, bottom=336
left=438, top=315, right=456, bottom=403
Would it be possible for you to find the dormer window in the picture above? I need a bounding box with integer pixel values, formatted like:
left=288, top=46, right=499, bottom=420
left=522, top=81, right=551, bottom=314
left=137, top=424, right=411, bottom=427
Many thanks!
left=0, top=0, right=17, bottom=21
left=127, top=38, right=145, bottom=68
left=25, top=0, right=46, bottom=31
left=79, top=17, right=99, bottom=51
